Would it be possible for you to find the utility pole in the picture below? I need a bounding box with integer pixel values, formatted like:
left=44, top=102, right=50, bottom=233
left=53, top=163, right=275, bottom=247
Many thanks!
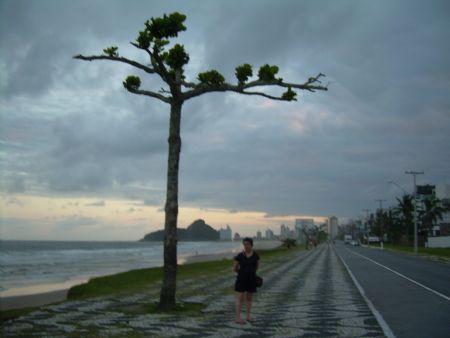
left=363, top=209, right=371, bottom=246
left=375, top=199, right=386, bottom=249
left=375, top=199, right=386, bottom=210
left=405, top=170, right=424, bottom=255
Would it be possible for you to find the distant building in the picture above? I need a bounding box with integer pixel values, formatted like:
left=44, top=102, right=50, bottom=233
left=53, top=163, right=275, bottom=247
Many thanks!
left=433, top=184, right=450, bottom=236
left=280, top=224, right=290, bottom=239
left=328, top=216, right=339, bottom=240
left=265, top=229, right=274, bottom=240
left=234, top=232, right=241, bottom=241
left=256, top=231, right=262, bottom=240
left=219, top=225, right=232, bottom=241
left=295, top=218, right=315, bottom=241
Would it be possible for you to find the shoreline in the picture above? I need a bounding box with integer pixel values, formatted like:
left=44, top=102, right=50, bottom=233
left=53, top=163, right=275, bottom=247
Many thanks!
left=0, top=289, right=68, bottom=311
left=0, top=240, right=281, bottom=311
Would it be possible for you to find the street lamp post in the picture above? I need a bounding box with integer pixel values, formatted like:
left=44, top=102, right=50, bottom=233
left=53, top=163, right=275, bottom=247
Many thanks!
left=363, top=208, right=371, bottom=247
left=405, top=170, right=424, bottom=255
left=388, top=180, right=408, bottom=195
left=375, top=199, right=386, bottom=249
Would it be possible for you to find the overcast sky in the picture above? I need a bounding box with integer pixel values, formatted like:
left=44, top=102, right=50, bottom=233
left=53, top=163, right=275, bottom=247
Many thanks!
left=1, top=0, right=449, bottom=240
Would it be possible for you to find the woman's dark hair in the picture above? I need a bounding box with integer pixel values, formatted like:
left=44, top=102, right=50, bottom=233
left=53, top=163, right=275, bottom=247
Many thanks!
left=242, top=237, right=253, bottom=247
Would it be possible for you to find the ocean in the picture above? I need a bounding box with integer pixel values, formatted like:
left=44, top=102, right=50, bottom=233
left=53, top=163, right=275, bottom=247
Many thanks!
left=0, top=240, right=247, bottom=297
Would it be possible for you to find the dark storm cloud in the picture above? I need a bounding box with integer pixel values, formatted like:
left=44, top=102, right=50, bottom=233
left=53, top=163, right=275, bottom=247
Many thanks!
left=37, top=105, right=168, bottom=194
left=1, top=0, right=449, bottom=220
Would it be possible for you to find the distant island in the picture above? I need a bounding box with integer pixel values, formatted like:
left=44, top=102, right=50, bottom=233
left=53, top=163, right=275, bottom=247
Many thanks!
left=140, top=219, right=220, bottom=241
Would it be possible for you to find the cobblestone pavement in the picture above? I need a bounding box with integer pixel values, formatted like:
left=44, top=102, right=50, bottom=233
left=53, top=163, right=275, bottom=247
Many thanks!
left=2, top=245, right=385, bottom=337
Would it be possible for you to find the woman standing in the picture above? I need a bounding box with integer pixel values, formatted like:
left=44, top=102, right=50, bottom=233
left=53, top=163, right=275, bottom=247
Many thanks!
left=233, top=237, right=259, bottom=324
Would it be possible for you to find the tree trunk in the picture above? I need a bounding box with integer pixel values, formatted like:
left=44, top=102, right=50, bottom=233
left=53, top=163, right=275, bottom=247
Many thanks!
left=159, top=101, right=182, bottom=310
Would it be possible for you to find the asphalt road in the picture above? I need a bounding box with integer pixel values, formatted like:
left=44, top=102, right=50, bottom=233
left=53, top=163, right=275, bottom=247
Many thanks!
left=334, top=242, right=450, bottom=338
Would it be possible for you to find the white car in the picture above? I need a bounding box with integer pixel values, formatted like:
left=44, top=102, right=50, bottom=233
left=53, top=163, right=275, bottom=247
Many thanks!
left=349, top=240, right=360, bottom=246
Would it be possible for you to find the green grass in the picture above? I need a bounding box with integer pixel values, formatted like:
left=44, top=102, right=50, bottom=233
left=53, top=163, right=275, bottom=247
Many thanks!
left=383, top=243, right=450, bottom=259
left=67, top=243, right=301, bottom=301
left=67, top=266, right=163, bottom=300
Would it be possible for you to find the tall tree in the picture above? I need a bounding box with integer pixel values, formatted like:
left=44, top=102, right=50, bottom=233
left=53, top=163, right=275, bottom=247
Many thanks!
left=418, top=197, right=447, bottom=238
left=384, top=207, right=402, bottom=244
left=74, top=12, right=327, bottom=309
left=394, top=194, right=414, bottom=243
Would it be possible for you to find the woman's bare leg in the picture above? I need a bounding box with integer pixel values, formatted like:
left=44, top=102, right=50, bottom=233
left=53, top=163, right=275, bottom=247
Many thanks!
left=235, top=292, right=245, bottom=323
left=245, top=292, right=253, bottom=321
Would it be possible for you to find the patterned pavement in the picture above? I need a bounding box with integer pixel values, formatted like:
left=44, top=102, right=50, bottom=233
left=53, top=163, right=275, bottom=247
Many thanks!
left=2, top=245, right=386, bottom=337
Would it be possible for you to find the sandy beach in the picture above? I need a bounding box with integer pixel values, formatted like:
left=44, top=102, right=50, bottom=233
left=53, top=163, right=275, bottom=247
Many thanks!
left=0, top=289, right=68, bottom=311
left=0, top=240, right=281, bottom=311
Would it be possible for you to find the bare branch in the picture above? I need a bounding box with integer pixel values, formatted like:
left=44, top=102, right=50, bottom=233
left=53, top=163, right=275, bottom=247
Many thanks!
left=159, top=87, right=171, bottom=94
left=126, top=87, right=171, bottom=104
left=130, top=42, right=154, bottom=60
left=181, top=80, right=197, bottom=88
left=243, top=74, right=328, bottom=92
left=183, top=83, right=287, bottom=101
left=74, top=54, right=156, bottom=74
left=183, top=74, right=327, bottom=101
left=239, top=91, right=294, bottom=101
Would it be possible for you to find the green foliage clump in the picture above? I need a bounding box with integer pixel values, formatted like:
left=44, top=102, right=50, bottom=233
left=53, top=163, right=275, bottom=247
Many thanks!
left=136, top=30, right=152, bottom=49
left=103, top=46, right=118, bottom=57
left=282, top=86, right=297, bottom=101
left=163, top=44, right=189, bottom=70
left=135, top=13, right=186, bottom=50
left=145, top=12, right=187, bottom=39
left=198, top=70, right=225, bottom=85
left=258, top=64, right=279, bottom=82
left=282, top=238, right=297, bottom=249
left=123, top=75, right=141, bottom=91
left=235, top=63, right=253, bottom=85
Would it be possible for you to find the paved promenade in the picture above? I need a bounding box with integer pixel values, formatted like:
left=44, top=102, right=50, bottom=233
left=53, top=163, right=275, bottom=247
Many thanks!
left=2, top=245, right=385, bottom=337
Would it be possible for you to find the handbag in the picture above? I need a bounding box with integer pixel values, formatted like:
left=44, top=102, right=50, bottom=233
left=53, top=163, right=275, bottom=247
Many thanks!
left=255, top=275, right=263, bottom=288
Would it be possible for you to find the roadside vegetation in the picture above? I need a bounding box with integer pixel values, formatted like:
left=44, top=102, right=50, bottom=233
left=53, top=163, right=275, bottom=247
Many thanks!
left=383, top=243, right=450, bottom=259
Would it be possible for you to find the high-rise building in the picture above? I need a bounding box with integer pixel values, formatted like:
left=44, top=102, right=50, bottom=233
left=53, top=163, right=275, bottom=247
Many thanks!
left=265, top=229, right=274, bottom=240
left=219, top=225, right=232, bottom=241
left=328, top=216, right=339, bottom=240
left=280, top=224, right=289, bottom=239
left=295, top=218, right=315, bottom=241
left=256, top=231, right=262, bottom=240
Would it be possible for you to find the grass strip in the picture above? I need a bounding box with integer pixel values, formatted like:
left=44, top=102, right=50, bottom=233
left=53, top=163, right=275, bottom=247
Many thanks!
left=383, top=243, right=450, bottom=259
left=67, top=243, right=303, bottom=300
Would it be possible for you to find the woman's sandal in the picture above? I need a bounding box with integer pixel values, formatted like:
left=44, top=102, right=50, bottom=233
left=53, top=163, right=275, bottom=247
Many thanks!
left=235, top=319, right=246, bottom=325
left=246, top=319, right=256, bottom=324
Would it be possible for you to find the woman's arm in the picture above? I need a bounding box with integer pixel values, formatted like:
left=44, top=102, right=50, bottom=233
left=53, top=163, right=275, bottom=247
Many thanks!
left=233, top=259, right=240, bottom=273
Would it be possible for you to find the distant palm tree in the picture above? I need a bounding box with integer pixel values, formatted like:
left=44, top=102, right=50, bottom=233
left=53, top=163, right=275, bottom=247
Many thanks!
left=393, top=195, right=414, bottom=243
left=418, top=197, right=446, bottom=237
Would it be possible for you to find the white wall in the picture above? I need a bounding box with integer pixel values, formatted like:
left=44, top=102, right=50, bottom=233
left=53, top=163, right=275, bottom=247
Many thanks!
left=427, top=236, right=450, bottom=248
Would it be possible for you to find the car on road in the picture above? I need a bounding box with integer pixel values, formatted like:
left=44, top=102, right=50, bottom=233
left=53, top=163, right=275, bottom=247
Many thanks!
left=349, top=240, right=360, bottom=246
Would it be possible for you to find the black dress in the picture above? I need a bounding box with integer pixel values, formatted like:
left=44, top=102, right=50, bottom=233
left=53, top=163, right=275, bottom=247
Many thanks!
left=234, top=251, right=259, bottom=293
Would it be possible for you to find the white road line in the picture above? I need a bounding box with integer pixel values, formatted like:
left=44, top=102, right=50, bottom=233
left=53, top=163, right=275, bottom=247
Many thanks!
left=346, top=247, right=450, bottom=302
left=334, top=248, right=397, bottom=338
